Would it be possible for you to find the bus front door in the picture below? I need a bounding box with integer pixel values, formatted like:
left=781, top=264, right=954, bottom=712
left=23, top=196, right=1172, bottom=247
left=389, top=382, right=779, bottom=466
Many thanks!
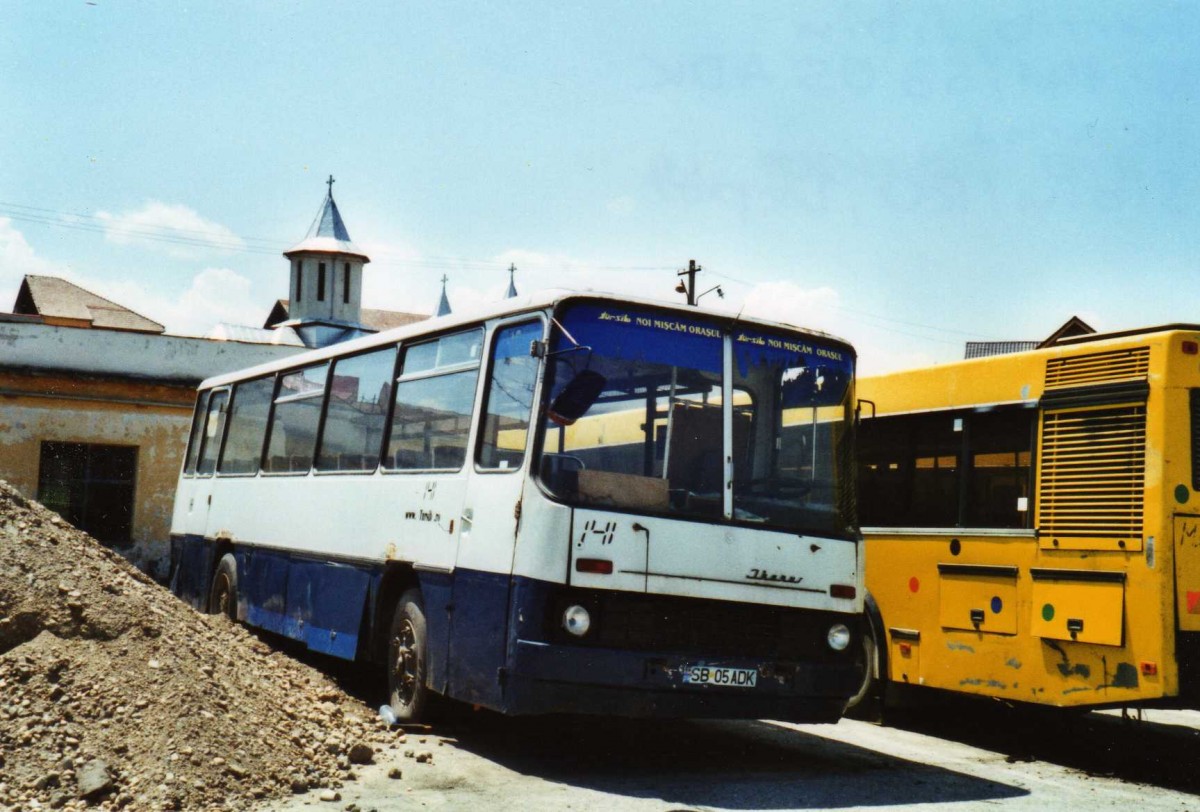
left=173, top=387, right=229, bottom=608
left=447, top=319, right=542, bottom=708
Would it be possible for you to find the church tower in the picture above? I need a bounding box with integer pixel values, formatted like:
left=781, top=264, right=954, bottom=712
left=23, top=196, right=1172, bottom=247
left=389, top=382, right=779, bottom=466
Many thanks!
left=281, top=176, right=372, bottom=348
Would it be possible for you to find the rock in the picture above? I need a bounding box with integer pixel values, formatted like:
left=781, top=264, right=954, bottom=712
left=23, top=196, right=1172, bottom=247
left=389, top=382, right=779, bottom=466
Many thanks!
left=415, top=751, right=433, bottom=764
left=290, top=775, right=309, bottom=794
left=347, top=743, right=373, bottom=765
left=387, top=767, right=403, bottom=780
left=75, top=759, right=114, bottom=800
left=320, top=788, right=342, bottom=802
left=34, top=773, right=60, bottom=790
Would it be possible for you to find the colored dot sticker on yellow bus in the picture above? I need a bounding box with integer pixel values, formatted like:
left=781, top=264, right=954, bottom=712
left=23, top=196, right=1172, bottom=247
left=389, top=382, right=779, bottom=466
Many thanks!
left=1042, top=604, right=1055, bottom=621
left=991, top=596, right=1003, bottom=614
left=909, top=577, right=920, bottom=593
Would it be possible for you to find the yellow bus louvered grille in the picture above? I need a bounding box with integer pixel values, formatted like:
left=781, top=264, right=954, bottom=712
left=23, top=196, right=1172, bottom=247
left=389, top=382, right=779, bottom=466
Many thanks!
left=1044, top=347, right=1149, bottom=389
left=1037, top=405, right=1145, bottom=538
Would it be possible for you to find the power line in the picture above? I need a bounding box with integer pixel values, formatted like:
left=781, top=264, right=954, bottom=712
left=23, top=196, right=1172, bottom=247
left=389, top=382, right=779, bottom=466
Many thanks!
left=0, top=196, right=999, bottom=345
left=704, top=267, right=1004, bottom=342
left=0, top=199, right=677, bottom=273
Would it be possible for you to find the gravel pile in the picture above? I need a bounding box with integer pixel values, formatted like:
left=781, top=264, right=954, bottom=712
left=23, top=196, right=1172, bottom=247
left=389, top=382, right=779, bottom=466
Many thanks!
left=0, top=480, right=403, bottom=811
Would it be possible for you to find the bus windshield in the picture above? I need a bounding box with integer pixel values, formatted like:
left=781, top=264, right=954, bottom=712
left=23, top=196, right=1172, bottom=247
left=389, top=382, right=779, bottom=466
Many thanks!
left=536, top=302, right=855, bottom=538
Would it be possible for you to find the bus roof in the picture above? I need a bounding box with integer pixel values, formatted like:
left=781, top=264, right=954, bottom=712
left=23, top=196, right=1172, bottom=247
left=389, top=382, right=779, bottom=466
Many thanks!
left=197, top=288, right=856, bottom=390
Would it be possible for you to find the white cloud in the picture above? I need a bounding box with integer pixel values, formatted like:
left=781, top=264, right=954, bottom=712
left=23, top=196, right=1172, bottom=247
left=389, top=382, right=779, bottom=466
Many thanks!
left=738, top=281, right=843, bottom=334
left=735, top=280, right=940, bottom=375
left=95, top=201, right=244, bottom=259
left=0, top=218, right=261, bottom=336
left=0, top=217, right=70, bottom=306
left=91, top=268, right=262, bottom=337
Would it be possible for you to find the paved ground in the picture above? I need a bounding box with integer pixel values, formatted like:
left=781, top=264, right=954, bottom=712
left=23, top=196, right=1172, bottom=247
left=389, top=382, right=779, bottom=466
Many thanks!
left=263, top=700, right=1200, bottom=812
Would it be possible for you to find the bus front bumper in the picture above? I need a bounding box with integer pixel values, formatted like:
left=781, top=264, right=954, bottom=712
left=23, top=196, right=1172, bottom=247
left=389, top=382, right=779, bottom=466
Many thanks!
left=504, top=638, right=857, bottom=721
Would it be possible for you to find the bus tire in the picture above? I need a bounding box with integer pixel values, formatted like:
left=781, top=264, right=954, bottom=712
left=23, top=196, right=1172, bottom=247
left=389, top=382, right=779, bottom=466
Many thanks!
left=845, top=597, right=886, bottom=722
left=388, top=589, right=436, bottom=722
left=207, top=553, right=239, bottom=620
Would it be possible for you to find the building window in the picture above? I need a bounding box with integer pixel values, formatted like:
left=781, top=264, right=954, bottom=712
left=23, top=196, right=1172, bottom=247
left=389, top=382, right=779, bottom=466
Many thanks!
left=295, top=260, right=303, bottom=301
left=343, top=263, right=351, bottom=304
left=38, top=442, right=137, bottom=546
left=318, top=262, right=327, bottom=301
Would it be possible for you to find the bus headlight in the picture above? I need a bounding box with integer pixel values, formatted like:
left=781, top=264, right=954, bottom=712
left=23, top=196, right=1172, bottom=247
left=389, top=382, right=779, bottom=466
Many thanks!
left=563, top=605, right=592, bottom=637
left=827, top=623, right=851, bottom=652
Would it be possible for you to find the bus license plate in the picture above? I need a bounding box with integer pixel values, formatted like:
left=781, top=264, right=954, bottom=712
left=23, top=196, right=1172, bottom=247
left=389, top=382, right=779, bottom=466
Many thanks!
left=682, top=665, right=758, bottom=688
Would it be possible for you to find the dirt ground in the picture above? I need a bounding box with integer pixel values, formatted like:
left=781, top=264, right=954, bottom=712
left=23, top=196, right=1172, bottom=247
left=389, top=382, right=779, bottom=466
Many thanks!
left=0, top=480, right=411, bottom=811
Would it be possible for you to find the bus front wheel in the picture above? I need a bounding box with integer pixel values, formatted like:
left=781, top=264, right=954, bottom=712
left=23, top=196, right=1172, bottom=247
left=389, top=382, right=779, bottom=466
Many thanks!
left=207, top=553, right=239, bottom=620
left=845, top=599, right=886, bottom=722
left=388, top=589, right=435, bottom=722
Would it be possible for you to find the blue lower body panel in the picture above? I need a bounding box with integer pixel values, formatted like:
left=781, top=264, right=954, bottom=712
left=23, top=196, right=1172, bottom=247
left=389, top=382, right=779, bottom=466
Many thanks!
left=170, top=534, right=859, bottom=721
left=170, top=534, right=375, bottom=661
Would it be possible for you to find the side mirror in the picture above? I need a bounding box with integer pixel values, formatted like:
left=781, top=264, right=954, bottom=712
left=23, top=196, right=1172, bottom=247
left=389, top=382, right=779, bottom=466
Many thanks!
left=548, top=370, right=606, bottom=426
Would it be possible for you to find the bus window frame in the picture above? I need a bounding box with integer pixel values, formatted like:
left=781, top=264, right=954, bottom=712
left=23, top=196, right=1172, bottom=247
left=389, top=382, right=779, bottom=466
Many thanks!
left=259, top=361, right=332, bottom=477
left=474, top=316, right=546, bottom=476
left=182, top=389, right=212, bottom=477
left=195, top=387, right=231, bottom=478
left=381, top=326, right=485, bottom=476
left=858, top=402, right=1038, bottom=531
left=311, top=342, right=402, bottom=477
left=216, top=373, right=279, bottom=478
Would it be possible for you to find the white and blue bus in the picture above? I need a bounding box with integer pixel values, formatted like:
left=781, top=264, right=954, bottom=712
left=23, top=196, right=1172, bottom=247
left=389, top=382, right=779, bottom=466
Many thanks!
left=169, top=291, right=863, bottom=721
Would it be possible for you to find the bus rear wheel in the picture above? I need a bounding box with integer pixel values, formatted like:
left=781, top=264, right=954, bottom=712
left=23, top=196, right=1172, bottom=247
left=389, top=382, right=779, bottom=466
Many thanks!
left=207, top=553, right=239, bottom=620
left=388, top=589, right=436, bottom=722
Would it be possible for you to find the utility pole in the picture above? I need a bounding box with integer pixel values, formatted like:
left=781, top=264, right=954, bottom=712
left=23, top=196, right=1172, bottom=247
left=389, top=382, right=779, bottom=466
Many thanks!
left=675, top=259, right=722, bottom=306
left=676, top=259, right=700, bottom=306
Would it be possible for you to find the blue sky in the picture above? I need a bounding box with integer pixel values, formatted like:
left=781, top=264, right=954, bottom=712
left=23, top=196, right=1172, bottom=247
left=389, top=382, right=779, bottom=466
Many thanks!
left=2, top=2, right=1198, bottom=372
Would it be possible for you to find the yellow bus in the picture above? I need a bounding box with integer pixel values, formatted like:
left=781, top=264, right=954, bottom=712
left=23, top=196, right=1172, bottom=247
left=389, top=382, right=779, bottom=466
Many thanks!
left=855, top=324, right=1200, bottom=711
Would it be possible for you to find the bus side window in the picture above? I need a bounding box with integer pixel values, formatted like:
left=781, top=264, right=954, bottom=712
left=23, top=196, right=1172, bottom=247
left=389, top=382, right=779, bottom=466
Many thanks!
left=964, top=409, right=1033, bottom=529
left=386, top=329, right=482, bottom=471
left=858, top=408, right=1034, bottom=529
left=858, top=412, right=958, bottom=527
left=477, top=321, right=542, bottom=471
left=316, top=345, right=398, bottom=472
left=195, top=390, right=230, bottom=477
left=218, top=375, right=276, bottom=475
left=183, top=390, right=212, bottom=475
left=264, top=363, right=330, bottom=474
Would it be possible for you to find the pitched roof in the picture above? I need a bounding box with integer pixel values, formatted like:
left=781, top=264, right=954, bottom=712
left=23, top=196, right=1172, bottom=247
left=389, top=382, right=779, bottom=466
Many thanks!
left=263, top=300, right=426, bottom=332
left=1039, top=315, right=1095, bottom=347
left=12, top=275, right=165, bottom=334
left=963, top=316, right=1098, bottom=359
left=362, top=308, right=429, bottom=332
left=283, top=190, right=369, bottom=261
